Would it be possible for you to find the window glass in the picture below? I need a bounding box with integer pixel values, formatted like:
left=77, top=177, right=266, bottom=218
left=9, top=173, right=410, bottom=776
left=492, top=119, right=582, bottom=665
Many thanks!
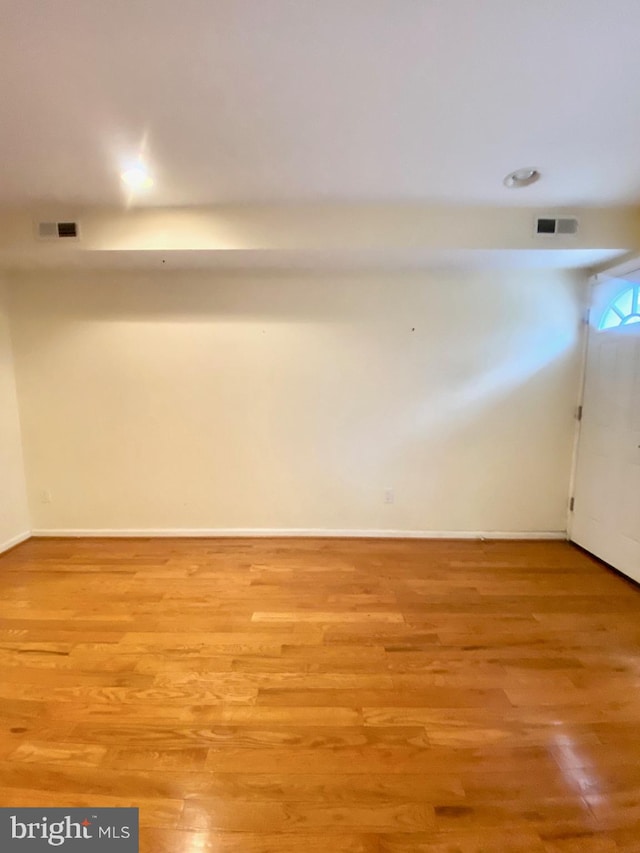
left=599, top=286, right=640, bottom=330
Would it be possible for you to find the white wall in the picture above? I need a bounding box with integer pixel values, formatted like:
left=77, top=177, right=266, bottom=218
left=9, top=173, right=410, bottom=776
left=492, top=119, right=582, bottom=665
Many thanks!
left=8, top=268, right=585, bottom=535
left=0, top=278, right=30, bottom=551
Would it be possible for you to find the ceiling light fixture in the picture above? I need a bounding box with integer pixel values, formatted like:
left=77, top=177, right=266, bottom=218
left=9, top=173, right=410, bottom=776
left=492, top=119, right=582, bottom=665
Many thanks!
left=503, top=167, right=540, bottom=189
left=121, top=164, right=154, bottom=190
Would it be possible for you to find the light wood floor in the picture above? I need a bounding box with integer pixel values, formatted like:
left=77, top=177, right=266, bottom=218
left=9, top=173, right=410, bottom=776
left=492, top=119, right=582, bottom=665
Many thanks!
left=1, top=538, right=640, bottom=852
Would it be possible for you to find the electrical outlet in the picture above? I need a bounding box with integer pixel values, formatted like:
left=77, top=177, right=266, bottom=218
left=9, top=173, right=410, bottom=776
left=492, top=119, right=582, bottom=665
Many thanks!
left=384, top=488, right=395, bottom=504
left=41, top=489, right=52, bottom=504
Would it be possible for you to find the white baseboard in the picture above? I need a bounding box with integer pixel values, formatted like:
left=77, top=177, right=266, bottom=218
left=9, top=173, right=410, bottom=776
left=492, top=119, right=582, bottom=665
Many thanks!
left=31, top=528, right=567, bottom=541
left=0, top=530, right=31, bottom=554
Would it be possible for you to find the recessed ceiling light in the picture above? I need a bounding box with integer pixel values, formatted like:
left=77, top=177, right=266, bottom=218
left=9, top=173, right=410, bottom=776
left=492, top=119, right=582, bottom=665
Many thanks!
left=503, top=167, right=540, bottom=189
left=121, top=165, right=153, bottom=190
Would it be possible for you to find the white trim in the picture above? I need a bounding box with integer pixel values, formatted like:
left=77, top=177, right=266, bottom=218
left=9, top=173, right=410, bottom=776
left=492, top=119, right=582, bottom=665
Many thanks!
left=0, top=530, right=31, bottom=554
left=566, top=274, right=592, bottom=539
left=31, top=528, right=567, bottom=541
left=591, top=254, right=640, bottom=282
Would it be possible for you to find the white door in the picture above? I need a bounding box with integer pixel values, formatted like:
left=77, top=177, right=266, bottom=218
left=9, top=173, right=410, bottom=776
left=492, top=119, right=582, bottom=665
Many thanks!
left=570, top=272, right=640, bottom=584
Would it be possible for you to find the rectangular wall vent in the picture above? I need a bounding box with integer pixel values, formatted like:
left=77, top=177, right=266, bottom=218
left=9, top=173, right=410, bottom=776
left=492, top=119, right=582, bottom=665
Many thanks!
left=36, top=221, right=80, bottom=240
left=535, top=217, right=579, bottom=236
left=556, top=218, right=579, bottom=235
left=57, top=221, right=78, bottom=238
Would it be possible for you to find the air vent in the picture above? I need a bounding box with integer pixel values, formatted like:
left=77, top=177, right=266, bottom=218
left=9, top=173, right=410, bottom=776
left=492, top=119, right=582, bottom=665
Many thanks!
left=36, top=221, right=80, bottom=240
left=57, top=221, right=78, bottom=238
left=556, top=218, right=578, bottom=235
left=535, top=217, right=579, bottom=236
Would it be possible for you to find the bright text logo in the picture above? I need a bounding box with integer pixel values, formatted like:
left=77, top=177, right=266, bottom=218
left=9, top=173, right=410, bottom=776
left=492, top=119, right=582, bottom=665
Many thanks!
left=1, top=808, right=138, bottom=851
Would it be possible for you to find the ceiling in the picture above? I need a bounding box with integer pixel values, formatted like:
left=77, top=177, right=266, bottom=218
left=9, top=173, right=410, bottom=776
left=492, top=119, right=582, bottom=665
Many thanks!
left=2, top=0, right=640, bottom=209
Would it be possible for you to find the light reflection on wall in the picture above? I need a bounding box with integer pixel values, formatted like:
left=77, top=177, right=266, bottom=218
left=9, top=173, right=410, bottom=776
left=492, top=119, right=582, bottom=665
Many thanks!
left=411, top=324, right=577, bottom=441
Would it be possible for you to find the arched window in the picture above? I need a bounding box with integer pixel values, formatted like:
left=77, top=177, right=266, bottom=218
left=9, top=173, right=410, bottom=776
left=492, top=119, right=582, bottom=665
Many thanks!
left=599, top=285, right=640, bottom=330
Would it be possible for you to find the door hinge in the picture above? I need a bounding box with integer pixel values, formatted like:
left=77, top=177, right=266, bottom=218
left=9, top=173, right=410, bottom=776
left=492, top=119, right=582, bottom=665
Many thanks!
left=576, top=405, right=583, bottom=422
left=569, top=497, right=575, bottom=512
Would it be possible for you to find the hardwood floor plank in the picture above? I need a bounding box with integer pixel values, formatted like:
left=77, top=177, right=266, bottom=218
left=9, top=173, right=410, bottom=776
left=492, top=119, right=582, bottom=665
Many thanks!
left=7, top=740, right=108, bottom=767
left=256, top=687, right=512, bottom=709
left=378, top=828, right=547, bottom=852
left=0, top=764, right=465, bottom=804
left=139, top=829, right=380, bottom=853
left=179, top=798, right=435, bottom=832
left=0, top=786, right=183, bottom=828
